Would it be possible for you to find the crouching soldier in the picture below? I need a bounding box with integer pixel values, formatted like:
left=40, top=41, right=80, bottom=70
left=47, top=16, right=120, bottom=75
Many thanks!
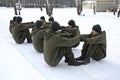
left=75, top=24, right=106, bottom=64
left=43, top=21, right=82, bottom=66
left=32, top=20, right=46, bottom=53
left=11, top=16, right=35, bottom=44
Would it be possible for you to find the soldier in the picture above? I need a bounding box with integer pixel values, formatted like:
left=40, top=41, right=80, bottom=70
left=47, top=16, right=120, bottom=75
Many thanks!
left=32, top=20, right=45, bottom=53
left=11, top=16, right=34, bottom=44
left=9, top=16, right=17, bottom=34
left=43, top=17, right=54, bottom=29
left=40, top=16, right=46, bottom=24
left=75, top=24, right=106, bottom=65
left=61, top=20, right=80, bottom=48
left=43, top=21, right=82, bottom=66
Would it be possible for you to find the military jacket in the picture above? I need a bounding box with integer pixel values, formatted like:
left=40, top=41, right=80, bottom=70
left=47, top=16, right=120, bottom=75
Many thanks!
left=43, top=30, right=80, bottom=66
left=11, top=22, right=34, bottom=43
left=32, top=27, right=45, bottom=53
left=80, top=31, right=106, bottom=60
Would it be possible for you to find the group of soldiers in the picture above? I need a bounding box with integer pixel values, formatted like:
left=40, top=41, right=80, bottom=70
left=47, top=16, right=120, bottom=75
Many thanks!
left=9, top=16, right=107, bottom=66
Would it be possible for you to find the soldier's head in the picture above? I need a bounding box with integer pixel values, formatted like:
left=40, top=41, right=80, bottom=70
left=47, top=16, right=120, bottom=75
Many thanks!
left=13, top=16, right=17, bottom=22
left=68, top=20, right=75, bottom=27
left=51, top=21, right=60, bottom=31
left=16, top=16, right=22, bottom=23
left=35, top=20, right=43, bottom=28
left=40, top=16, right=45, bottom=22
left=49, top=17, right=54, bottom=22
left=92, top=24, right=101, bottom=35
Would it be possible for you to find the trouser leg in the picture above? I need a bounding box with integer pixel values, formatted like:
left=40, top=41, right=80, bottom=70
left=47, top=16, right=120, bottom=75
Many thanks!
left=24, top=29, right=32, bottom=43
left=64, top=47, right=82, bottom=66
left=81, top=44, right=97, bottom=64
left=75, top=43, right=89, bottom=61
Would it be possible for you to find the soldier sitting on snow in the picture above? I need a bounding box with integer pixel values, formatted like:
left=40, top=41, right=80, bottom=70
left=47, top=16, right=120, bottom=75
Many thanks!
left=11, top=16, right=35, bottom=44
left=9, top=16, right=17, bottom=34
left=32, top=20, right=46, bottom=53
left=43, top=21, right=82, bottom=66
left=75, top=24, right=106, bottom=65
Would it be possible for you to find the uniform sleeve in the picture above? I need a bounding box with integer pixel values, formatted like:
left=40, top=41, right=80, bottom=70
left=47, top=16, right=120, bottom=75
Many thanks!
left=56, top=35, right=80, bottom=47
left=16, top=23, right=35, bottom=31
left=86, top=31, right=106, bottom=44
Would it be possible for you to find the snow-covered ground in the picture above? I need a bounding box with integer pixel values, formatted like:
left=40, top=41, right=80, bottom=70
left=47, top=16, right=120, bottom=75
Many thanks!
left=0, top=7, right=120, bottom=80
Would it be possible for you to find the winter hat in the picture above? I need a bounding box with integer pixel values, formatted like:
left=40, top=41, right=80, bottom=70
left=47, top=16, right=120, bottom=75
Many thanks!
left=92, top=24, right=101, bottom=33
left=13, top=16, right=17, bottom=22
left=40, top=16, right=45, bottom=21
left=49, top=17, right=54, bottom=22
left=16, top=16, right=22, bottom=23
left=68, top=20, right=75, bottom=27
left=35, top=20, right=43, bottom=28
left=51, top=21, right=60, bottom=31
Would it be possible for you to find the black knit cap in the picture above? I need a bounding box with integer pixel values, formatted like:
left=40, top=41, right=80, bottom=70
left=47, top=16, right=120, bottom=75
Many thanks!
left=49, top=17, right=54, bottom=21
left=16, top=16, right=22, bottom=23
left=92, top=24, right=101, bottom=33
left=68, top=20, right=75, bottom=27
left=51, top=21, right=60, bottom=31
left=13, top=16, right=17, bottom=22
left=35, top=20, right=43, bottom=28
left=40, top=16, right=45, bottom=21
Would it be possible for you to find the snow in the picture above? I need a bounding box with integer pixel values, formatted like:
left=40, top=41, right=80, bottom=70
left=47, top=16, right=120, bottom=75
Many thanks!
left=0, top=7, right=120, bottom=80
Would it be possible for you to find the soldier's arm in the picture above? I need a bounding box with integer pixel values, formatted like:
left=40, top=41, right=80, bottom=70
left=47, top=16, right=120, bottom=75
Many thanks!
left=56, top=35, right=80, bottom=47
left=85, top=31, right=106, bottom=44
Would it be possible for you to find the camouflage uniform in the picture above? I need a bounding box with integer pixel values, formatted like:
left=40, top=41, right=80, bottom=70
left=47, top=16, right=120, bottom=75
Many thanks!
left=78, top=31, right=106, bottom=62
left=43, top=30, right=80, bottom=66
left=31, top=27, right=46, bottom=53
left=11, top=22, right=34, bottom=44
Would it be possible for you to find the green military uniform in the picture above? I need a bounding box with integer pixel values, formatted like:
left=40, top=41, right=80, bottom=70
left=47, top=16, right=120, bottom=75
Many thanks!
left=43, top=22, right=52, bottom=29
left=9, top=20, right=15, bottom=34
left=80, top=31, right=106, bottom=61
left=31, top=27, right=46, bottom=53
left=61, top=26, right=80, bottom=47
left=43, top=30, right=80, bottom=66
left=11, top=22, right=34, bottom=44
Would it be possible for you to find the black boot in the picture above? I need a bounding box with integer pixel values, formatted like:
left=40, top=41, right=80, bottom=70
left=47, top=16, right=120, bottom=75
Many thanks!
left=27, top=38, right=32, bottom=43
left=75, top=56, right=84, bottom=61
left=68, top=60, right=82, bottom=66
left=75, top=50, right=86, bottom=61
left=67, top=56, right=82, bottom=66
left=81, top=58, right=90, bottom=65
left=80, top=52, right=91, bottom=65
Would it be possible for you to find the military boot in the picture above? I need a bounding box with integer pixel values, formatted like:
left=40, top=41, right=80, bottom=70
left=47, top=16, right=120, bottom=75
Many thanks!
left=67, top=56, right=82, bottom=66
left=81, top=58, right=90, bottom=65
left=75, top=50, right=86, bottom=61
left=80, top=52, right=91, bottom=65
